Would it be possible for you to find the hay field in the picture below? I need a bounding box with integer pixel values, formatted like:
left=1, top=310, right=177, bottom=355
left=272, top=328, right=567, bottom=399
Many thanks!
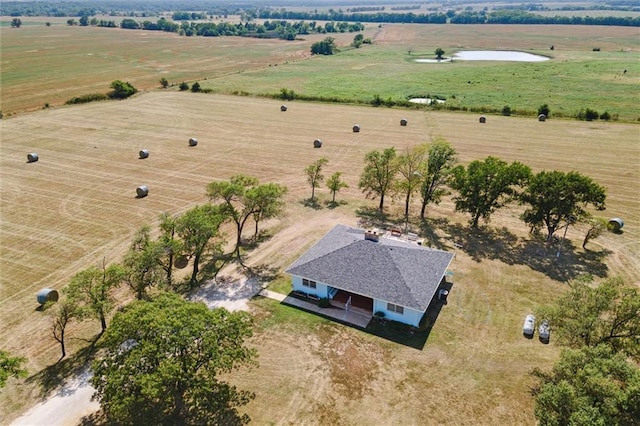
left=1, top=91, right=638, bottom=423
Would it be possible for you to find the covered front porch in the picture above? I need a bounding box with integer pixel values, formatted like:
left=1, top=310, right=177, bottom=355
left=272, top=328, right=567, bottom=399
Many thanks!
left=329, top=289, right=373, bottom=316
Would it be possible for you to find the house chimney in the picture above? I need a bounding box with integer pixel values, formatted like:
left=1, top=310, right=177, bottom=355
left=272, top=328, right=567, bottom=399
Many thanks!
left=364, top=230, right=380, bottom=242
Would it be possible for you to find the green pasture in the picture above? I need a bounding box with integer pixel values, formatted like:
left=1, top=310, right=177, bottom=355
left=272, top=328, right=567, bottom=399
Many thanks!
left=205, top=42, right=640, bottom=120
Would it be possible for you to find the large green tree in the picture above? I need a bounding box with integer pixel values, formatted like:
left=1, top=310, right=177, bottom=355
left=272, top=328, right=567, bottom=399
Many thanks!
left=0, top=351, right=27, bottom=388
left=91, top=293, right=256, bottom=425
left=176, top=204, right=226, bottom=287
left=540, top=275, right=640, bottom=360
left=532, top=345, right=640, bottom=426
left=207, top=176, right=286, bottom=261
left=358, top=147, right=398, bottom=212
left=250, top=183, right=287, bottom=239
left=520, top=170, right=606, bottom=242
left=451, top=156, right=531, bottom=227
left=65, top=260, right=124, bottom=333
left=122, top=225, right=165, bottom=300
left=396, top=144, right=428, bottom=217
left=419, top=140, right=457, bottom=218
left=305, top=157, right=329, bottom=202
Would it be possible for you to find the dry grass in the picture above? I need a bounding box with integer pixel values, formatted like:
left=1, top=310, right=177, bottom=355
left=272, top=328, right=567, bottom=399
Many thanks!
left=1, top=91, right=638, bottom=424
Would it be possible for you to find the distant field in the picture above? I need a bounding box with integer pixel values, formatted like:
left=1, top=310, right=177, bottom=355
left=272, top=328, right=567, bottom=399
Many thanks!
left=1, top=91, right=638, bottom=423
left=1, top=21, right=639, bottom=120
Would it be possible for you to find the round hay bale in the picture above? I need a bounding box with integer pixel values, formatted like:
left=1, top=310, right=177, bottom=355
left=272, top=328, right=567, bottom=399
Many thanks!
left=27, top=153, right=39, bottom=163
left=313, top=139, right=322, bottom=148
left=136, top=185, right=149, bottom=198
left=479, top=116, right=486, bottom=123
left=188, top=138, right=198, bottom=146
left=174, top=255, right=188, bottom=269
left=139, top=149, right=149, bottom=159
left=280, top=105, right=287, bottom=112
left=538, top=114, right=546, bottom=122
left=353, top=124, right=361, bottom=133
left=608, top=218, right=624, bottom=232
left=400, top=118, right=408, bottom=126
left=37, top=288, right=59, bottom=305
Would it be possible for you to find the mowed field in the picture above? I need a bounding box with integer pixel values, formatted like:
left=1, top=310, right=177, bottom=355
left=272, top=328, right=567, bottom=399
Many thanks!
left=1, top=90, right=638, bottom=424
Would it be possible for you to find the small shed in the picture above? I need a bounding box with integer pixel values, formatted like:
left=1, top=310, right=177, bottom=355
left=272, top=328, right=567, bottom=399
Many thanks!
left=37, top=288, right=59, bottom=305
left=136, top=185, right=149, bottom=198
left=188, top=138, right=198, bottom=147
left=538, top=114, right=547, bottom=122
left=280, top=105, right=287, bottom=112
left=608, top=218, right=624, bottom=232
left=313, top=139, right=322, bottom=148
left=139, top=149, right=149, bottom=159
left=353, top=124, right=361, bottom=133
left=400, top=118, right=408, bottom=126
left=27, top=153, right=39, bottom=163
left=479, top=116, right=486, bottom=123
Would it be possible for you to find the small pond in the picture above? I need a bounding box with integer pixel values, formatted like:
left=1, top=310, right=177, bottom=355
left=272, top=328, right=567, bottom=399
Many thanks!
left=415, top=50, right=549, bottom=63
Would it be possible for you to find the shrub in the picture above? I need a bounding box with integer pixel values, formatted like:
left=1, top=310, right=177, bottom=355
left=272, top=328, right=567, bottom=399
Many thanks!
left=108, top=80, right=137, bottom=99
left=65, top=93, right=109, bottom=104
left=537, top=103, right=550, bottom=118
left=179, top=82, right=189, bottom=91
left=501, top=105, right=512, bottom=116
left=600, top=111, right=611, bottom=121
left=318, top=297, right=331, bottom=308
left=585, top=108, right=599, bottom=121
left=191, top=82, right=201, bottom=92
left=159, top=77, right=169, bottom=88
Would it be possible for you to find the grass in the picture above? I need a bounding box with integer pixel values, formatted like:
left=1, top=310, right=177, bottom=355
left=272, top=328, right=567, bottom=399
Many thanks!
left=0, top=21, right=638, bottom=425
left=1, top=21, right=639, bottom=120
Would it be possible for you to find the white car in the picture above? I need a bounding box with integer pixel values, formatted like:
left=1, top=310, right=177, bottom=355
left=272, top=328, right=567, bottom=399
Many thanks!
left=523, top=314, right=536, bottom=337
left=538, top=320, right=550, bottom=341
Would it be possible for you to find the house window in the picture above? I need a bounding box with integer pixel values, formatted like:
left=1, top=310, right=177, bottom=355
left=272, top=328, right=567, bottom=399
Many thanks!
left=302, top=278, right=316, bottom=289
left=387, top=303, right=404, bottom=315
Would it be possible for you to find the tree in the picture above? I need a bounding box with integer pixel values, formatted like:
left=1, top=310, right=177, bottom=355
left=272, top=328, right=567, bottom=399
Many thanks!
left=520, top=170, right=606, bottom=242
left=67, top=19, right=77, bottom=26
left=419, top=140, right=457, bottom=218
left=158, top=212, right=182, bottom=287
left=358, top=147, right=398, bottom=212
left=176, top=204, right=226, bottom=287
left=305, top=157, right=329, bottom=202
left=532, top=346, right=640, bottom=426
left=451, top=156, right=531, bottom=228
left=48, top=299, right=77, bottom=360
left=208, top=175, right=283, bottom=261
left=179, top=81, right=189, bottom=91
left=66, top=260, right=124, bottom=333
left=326, top=171, right=349, bottom=203
left=582, top=216, right=608, bottom=250
left=396, top=145, right=428, bottom=217
left=434, top=47, right=445, bottom=60
left=159, top=77, right=169, bottom=88
left=310, top=37, right=336, bottom=55
left=108, top=80, right=137, bottom=99
left=122, top=226, right=164, bottom=300
left=352, top=33, right=364, bottom=48
left=191, top=81, right=201, bottom=92
left=91, top=293, right=256, bottom=425
left=0, top=351, right=27, bottom=388
left=11, top=18, right=22, bottom=28
left=540, top=276, right=640, bottom=360
left=79, top=15, right=89, bottom=26
left=250, top=183, right=287, bottom=239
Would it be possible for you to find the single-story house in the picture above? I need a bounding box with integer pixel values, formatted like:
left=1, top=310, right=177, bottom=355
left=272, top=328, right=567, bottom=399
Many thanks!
left=285, top=224, right=454, bottom=327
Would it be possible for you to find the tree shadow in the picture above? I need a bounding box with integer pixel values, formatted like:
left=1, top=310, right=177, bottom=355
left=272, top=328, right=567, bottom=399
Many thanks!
left=301, top=198, right=323, bottom=210
left=325, top=199, right=348, bottom=210
left=417, top=217, right=449, bottom=250
left=443, top=223, right=610, bottom=282
left=26, top=342, right=99, bottom=400
left=246, top=263, right=280, bottom=283
left=355, top=206, right=388, bottom=229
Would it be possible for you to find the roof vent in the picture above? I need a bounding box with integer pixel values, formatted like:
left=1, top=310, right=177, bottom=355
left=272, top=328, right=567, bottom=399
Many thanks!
left=364, top=230, right=380, bottom=242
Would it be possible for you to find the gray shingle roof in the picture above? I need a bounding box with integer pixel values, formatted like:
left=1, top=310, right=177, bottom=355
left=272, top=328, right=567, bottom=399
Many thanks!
left=285, top=224, right=454, bottom=312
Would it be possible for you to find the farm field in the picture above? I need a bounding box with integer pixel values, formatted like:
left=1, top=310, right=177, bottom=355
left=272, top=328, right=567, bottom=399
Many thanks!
left=2, top=21, right=639, bottom=120
left=1, top=90, right=638, bottom=424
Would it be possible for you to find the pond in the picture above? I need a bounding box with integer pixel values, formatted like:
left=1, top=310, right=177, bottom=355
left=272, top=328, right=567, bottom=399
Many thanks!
left=415, top=50, right=550, bottom=63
